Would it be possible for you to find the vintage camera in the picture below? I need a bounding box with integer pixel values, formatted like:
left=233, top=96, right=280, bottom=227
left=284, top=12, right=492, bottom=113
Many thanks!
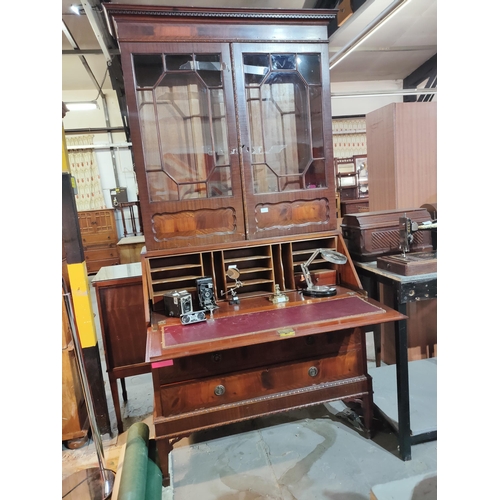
left=196, top=277, right=217, bottom=311
left=181, top=310, right=207, bottom=325
left=163, top=290, right=193, bottom=317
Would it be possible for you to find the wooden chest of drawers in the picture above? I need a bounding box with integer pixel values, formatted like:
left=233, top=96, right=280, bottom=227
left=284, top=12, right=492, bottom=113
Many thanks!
left=77, top=209, right=120, bottom=273
left=147, top=291, right=405, bottom=486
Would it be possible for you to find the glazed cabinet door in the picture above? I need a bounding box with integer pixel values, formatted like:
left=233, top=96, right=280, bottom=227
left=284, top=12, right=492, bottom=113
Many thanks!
left=120, top=42, right=246, bottom=251
left=233, top=43, right=337, bottom=240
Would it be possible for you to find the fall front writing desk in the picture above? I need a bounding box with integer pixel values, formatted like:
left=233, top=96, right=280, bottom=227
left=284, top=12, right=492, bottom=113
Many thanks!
left=146, top=288, right=405, bottom=486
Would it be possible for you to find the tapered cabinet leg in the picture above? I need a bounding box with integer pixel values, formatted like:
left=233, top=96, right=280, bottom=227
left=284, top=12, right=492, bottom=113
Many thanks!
left=156, top=437, right=173, bottom=487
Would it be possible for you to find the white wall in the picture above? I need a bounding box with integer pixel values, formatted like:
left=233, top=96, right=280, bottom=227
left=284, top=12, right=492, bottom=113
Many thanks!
left=330, top=80, right=404, bottom=117
left=63, top=90, right=137, bottom=238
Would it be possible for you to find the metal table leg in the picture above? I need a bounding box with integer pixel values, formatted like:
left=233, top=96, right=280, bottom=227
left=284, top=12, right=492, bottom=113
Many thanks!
left=394, top=300, right=411, bottom=461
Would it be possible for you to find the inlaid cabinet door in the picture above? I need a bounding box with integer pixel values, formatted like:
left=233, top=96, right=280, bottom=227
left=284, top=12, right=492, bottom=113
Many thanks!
left=120, top=42, right=246, bottom=250
left=233, top=43, right=337, bottom=240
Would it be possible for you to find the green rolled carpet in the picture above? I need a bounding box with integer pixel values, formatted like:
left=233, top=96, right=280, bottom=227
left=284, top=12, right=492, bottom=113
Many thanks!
left=117, top=422, right=150, bottom=500
left=145, top=441, right=163, bottom=500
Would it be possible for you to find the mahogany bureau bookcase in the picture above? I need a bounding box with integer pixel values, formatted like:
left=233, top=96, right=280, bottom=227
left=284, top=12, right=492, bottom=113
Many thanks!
left=104, top=4, right=407, bottom=486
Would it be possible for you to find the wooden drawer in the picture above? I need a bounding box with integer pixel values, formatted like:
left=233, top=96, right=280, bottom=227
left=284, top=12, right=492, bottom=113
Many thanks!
left=86, top=258, right=120, bottom=274
left=81, top=233, right=118, bottom=246
left=339, top=187, right=358, bottom=200
left=84, top=247, right=119, bottom=261
left=341, top=200, right=369, bottom=216
left=156, top=329, right=362, bottom=385
left=159, top=348, right=361, bottom=416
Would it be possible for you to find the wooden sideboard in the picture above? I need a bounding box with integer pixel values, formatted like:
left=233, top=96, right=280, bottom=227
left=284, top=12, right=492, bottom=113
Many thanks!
left=78, top=209, right=120, bottom=273
left=92, top=263, right=150, bottom=434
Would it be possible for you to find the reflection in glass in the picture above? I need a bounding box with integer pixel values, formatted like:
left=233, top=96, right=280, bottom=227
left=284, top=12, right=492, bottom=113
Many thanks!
left=195, top=54, right=222, bottom=87
left=165, top=54, right=193, bottom=71
left=133, top=52, right=232, bottom=202
left=298, top=54, right=321, bottom=85
left=243, top=54, right=269, bottom=85
left=133, top=54, right=164, bottom=87
left=245, top=52, right=325, bottom=194
left=271, top=54, right=296, bottom=70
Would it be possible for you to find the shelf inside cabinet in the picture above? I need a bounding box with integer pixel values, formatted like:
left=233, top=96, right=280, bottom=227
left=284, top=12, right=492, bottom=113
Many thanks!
left=224, top=255, right=270, bottom=264
left=239, top=278, right=274, bottom=286
left=151, top=275, right=205, bottom=285
left=239, top=267, right=273, bottom=273
left=152, top=263, right=203, bottom=272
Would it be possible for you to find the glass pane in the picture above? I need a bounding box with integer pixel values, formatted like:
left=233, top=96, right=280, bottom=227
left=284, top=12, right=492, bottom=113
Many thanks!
left=280, top=174, right=302, bottom=192
left=210, top=88, right=230, bottom=167
left=137, top=90, right=161, bottom=171
left=310, top=86, right=324, bottom=159
left=262, top=73, right=309, bottom=176
left=271, top=54, right=296, bottom=70
left=179, top=183, right=207, bottom=199
left=243, top=54, right=269, bottom=85
left=165, top=54, right=193, bottom=71
left=245, top=52, right=327, bottom=195
left=252, top=163, right=278, bottom=193
left=133, top=54, right=163, bottom=87
left=195, top=54, right=222, bottom=87
left=207, top=166, right=233, bottom=196
left=135, top=51, right=232, bottom=203
left=305, top=159, right=326, bottom=188
left=155, top=73, right=210, bottom=186
left=147, top=171, right=178, bottom=202
left=297, top=54, right=321, bottom=85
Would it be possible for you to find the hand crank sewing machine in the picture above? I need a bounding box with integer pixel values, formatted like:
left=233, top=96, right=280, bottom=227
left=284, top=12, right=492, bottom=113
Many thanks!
left=341, top=205, right=437, bottom=276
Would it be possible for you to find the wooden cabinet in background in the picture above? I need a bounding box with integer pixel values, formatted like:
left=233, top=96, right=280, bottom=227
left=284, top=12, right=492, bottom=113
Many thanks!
left=92, top=263, right=150, bottom=434
left=365, top=102, right=437, bottom=365
left=77, top=209, right=120, bottom=273
left=366, top=102, right=437, bottom=212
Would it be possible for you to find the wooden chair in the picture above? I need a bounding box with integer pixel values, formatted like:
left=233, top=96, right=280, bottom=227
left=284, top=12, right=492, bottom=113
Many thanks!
left=118, top=201, right=143, bottom=237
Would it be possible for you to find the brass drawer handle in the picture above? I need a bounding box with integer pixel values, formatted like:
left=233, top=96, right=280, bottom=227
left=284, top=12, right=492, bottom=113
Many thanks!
left=214, top=385, right=225, bottom=396
left=308, top=366, right=318, bottom=377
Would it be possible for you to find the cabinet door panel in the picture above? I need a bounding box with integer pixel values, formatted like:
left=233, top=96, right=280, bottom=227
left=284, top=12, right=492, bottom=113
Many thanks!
left=233, top=43, right=337, bottom=239
left=120, top=42, right=246, bottom=250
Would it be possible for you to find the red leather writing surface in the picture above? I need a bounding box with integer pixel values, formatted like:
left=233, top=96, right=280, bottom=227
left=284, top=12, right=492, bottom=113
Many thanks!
left=161, top=295, right=383, bottom=348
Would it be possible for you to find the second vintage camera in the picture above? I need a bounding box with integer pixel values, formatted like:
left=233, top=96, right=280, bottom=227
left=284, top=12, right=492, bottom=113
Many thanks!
left=196, top=277, right=217, bottom=310
left=163, top=290, right=193, bottom=317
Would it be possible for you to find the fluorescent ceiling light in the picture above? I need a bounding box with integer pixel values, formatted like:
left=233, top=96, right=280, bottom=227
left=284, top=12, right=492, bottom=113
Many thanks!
left=70, top=4, right=84, bottom=15
left=65, top=101, right=99, bottom=111
left=329, top=0, right=413, bottom=70
left=331, top=88, right=437, bottom=98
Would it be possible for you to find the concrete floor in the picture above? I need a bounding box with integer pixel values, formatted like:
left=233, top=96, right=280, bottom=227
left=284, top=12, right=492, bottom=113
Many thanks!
left=61, top=278, right=437, bottom=499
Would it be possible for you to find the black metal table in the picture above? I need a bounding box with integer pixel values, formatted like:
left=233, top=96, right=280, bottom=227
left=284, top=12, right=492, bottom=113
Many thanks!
left=354, top=260, right=437, bottom=461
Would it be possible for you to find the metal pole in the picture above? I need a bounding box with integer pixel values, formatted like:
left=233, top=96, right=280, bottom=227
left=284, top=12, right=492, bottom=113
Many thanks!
left=62, top=279, right=115, bottom=499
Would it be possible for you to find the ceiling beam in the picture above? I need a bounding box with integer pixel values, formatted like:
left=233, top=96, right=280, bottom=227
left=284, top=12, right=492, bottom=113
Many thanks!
left=63, top=49, right=121, bottom=56
left=80, top=0, right=115, bottom=64
left=62, top=19, right=104, bottom=96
